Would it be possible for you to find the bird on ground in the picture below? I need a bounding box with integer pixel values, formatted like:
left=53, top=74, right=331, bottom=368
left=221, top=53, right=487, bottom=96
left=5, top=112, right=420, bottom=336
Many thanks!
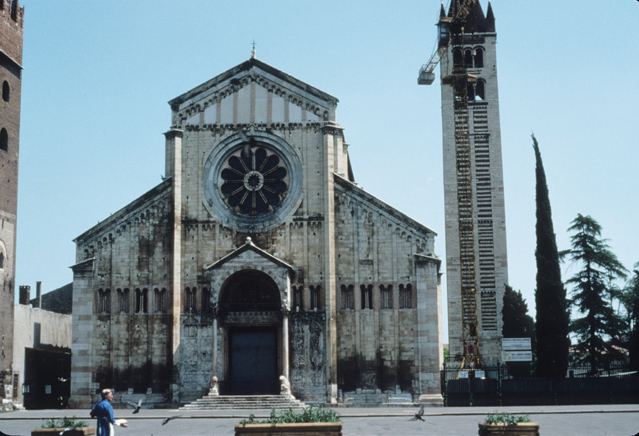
left=59, top=427, right=74, bottom=436
left=161, top=415, right=181, bottom=425
left=0, top=431, right=18, bottom=436
left=126, top=398, right=143, bottom=414
left=409, top=404, right=425, bottom=421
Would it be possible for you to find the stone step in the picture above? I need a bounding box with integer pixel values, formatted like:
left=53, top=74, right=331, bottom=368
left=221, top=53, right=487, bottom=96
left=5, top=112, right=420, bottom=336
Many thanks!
left=180, top=395, right=306, bottom=410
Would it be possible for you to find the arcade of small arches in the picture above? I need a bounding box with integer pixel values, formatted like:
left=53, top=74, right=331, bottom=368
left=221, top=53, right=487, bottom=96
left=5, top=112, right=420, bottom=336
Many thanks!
left=339, top=283, right=413, bottom=311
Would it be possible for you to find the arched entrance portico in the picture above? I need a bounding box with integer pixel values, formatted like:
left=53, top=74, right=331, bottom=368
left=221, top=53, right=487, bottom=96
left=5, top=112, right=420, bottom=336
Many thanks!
left=218, top=270, right=283, bottom=395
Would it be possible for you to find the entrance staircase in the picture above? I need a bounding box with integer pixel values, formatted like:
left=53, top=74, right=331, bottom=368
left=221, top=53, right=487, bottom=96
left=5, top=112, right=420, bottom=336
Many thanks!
left=180, top=394, right=306, bottom=410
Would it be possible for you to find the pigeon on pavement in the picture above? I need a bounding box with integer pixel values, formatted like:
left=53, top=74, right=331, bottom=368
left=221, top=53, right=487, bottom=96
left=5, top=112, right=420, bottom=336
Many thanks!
left=409, top=404, right=425, bottom=421
left=162, top=415, right=181, bottom=425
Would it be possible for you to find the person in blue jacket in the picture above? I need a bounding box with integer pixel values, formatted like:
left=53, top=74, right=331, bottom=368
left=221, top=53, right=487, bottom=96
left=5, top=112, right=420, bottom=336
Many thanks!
left=90, top=389, right=128, bottom=436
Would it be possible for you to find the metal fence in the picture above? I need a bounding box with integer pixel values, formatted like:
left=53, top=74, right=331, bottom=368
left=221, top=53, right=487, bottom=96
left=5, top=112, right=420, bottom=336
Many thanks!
left=441, top=363, right=639, bottom=406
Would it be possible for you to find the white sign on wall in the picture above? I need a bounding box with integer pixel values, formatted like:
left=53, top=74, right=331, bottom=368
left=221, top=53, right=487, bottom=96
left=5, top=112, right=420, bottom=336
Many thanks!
left=502, top=351, right=533, bottom=362
left=502, top=338, right=532, bottom=351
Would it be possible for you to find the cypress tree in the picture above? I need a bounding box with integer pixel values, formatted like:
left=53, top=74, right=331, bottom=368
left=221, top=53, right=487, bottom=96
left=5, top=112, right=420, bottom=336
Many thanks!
left=532, top=135, right=569, bottom=378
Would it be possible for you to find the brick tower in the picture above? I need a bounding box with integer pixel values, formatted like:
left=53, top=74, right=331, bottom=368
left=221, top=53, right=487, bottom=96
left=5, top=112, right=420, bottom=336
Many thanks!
left=438, top=1, right=508, bottom=364
left=0, top=0, right=24, bottom=399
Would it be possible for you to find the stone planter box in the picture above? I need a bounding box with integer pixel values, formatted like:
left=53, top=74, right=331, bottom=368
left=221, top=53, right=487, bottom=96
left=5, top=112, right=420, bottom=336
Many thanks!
left=478, top=422, right=539, bottom=436
left=235, top=422, right=343, bottom=436
left=32, top=427, right=95, bottom=436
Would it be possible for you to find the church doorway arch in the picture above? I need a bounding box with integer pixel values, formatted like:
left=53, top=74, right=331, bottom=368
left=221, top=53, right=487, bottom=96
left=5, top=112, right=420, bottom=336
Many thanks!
left=218, top=270, right=282, bottom=395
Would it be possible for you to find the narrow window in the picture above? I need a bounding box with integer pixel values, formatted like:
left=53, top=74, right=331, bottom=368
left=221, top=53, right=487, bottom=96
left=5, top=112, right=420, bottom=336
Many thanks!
left=0, top=128, right=7, bottom=151
left=474, top=48, right=484, bottom=68
left=399, top=284, right=413, bottom=309
left=467, top=83, right=475, bottom=101
left=380, top=285, right=393, bottom=309
left=475, top=80, right=485, bottom=100
left=135, top=288, right=148, bottom=313
left=185, top=287, right=197, bottom=313
left=155, top=288, right=167, bottom=313
left=361, top=284, right=373, bottom=310
left=98, top=288, right=111, bottom=314
left=292, top=286, right=303, bottom=310
left=0, top=251, right=4, bottom=269
left=201, top=287, right=212, bottom=313
left=341, top=284, right=354, bottom=310
left=464, top=50, right=473, bottom=68
left=2, top=81, right=9, bottom=102
left=453, top=49, right=463, bottom=67
left=310, top=285, right=321, bottom=310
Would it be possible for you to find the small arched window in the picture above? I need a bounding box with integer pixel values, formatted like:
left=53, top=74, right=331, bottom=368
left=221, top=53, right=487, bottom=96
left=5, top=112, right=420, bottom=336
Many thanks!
left=474, top=48, right=484, bottom=68
left=135, top=288, right=148, bottom=313
left=0, top=128, right=7, bottom=151
left=2, top=81, right=9, bottom=102
left=380, top=285, right=393, bottom=309
left=201, top=288, right=212, bottom=313
left=340, top=284, right=354, bottom=310
left=361, top=284, right=373, bottom=310
left=475, top=80, right=486, bottom=100
left=453, top=49, right=463, bottom=67
left=310, top=285, right=321, bottom=310
left=0, top=251, right=4, bottom=269
left=464, top=50, right=473, bottom=68
left=292, top=286, right=303, bottom=310
left=185, top=287, right=197, bottom=313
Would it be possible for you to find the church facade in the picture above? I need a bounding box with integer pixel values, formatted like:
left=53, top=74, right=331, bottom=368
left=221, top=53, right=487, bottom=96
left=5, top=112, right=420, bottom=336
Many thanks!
left=69, top=57, right=443, bottom=407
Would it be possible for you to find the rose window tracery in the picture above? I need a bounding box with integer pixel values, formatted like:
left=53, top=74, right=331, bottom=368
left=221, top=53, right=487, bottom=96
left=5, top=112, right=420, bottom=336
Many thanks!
left=220, top=147, right=289, bottom=215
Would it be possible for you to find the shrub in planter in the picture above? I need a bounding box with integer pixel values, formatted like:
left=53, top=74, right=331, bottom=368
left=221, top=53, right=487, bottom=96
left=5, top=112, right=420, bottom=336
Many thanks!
left=236, top=406, right=342, bottom=436
left=478, top=412, right=539, bottom=436
left=32, top=417, right=95, bottom=436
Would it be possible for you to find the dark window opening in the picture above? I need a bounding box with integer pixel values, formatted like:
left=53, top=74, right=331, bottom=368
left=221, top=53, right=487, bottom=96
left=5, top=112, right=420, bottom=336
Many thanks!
left=310, top=285, right=321, bottom=310
left=0, top=128, right=7, bottom=151
left=360, top=284, right=373, bottom=310
left=2, top=81, right=9, bottom=102
left=453, top=48, right=463, bottom=67
left=135, top=288, right=148, bottom=313
left=292, top=286, right=303, bottom=310
left=201, top=287, right=212, bottom=313
left=474, top=48, right=484, bottom=68
left=185, top=287, right=197, bottom=313
left=464, top=50, right=473, bottom=68
left=380, top=284, right=393, bottom=309
left=340, top=284, right=354, bottom=310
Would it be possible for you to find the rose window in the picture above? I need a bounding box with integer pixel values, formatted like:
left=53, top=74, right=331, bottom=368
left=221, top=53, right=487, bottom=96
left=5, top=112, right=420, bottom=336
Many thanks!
left=220, top=147, right=289, bottom=215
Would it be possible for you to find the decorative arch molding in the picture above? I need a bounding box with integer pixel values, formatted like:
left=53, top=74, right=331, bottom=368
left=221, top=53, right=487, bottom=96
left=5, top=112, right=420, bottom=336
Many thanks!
left=204, top=237, right=295, bottom=313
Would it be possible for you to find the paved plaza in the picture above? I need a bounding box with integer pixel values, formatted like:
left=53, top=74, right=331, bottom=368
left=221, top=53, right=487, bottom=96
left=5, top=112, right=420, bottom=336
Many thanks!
left=1, top=405, right=639, bottom=436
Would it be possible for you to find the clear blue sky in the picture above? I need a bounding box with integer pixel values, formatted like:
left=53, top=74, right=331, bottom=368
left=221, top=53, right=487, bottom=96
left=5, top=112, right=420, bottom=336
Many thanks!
left=15, top=1, right=639, bottom=338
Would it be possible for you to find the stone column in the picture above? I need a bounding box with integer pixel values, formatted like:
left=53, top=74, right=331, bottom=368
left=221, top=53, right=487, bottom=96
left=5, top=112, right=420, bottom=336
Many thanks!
left=321, top=122, right=342, bottom=404
left=415, top=254, right=444, bottom=406
left=282, top=314, right=290, bottom=380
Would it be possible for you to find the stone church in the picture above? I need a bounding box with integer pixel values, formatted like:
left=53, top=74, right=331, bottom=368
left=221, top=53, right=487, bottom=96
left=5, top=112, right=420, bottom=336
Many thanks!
left=69, top=56, right=443, bottom=407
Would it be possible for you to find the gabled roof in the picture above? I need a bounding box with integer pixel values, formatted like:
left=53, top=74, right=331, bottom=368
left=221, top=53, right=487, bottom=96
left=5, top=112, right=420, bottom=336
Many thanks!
left=168, top=57, right=338, bottom=111
left=74, top=178, right=172, bottom=244
left=334, top=173, right=437, bottom=237
left=205, top=237, right=295, bottom=273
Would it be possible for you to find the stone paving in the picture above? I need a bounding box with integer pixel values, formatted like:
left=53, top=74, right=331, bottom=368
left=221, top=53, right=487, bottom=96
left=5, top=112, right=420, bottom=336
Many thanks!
left=1, top=405, right=638, bottom=436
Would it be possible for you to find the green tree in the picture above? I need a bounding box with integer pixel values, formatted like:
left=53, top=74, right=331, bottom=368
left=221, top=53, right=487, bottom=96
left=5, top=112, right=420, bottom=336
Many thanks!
left=620, top=263, right=639, bottom=371
left=562, top=214, right=627, bottom=374
left=532, top=135, right=570, bottom=378
left=502, top=285, right=535, bottom=377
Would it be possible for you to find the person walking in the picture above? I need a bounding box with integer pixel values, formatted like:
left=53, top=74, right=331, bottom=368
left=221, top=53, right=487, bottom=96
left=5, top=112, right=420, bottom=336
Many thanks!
left=90, top=389, right=129, bottom=436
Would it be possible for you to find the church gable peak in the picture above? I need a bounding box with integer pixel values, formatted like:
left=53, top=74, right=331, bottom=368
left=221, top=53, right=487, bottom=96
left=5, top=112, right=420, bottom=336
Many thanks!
left=169, top=58, right=338, bottom=128
left=205, top=237, right=295, bottom=273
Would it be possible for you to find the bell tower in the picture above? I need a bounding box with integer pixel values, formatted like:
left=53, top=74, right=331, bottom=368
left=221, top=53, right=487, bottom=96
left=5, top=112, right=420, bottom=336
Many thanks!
left=437, top=1, right=508, bottom=363
left=0, top=0, right=24, bottom=395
